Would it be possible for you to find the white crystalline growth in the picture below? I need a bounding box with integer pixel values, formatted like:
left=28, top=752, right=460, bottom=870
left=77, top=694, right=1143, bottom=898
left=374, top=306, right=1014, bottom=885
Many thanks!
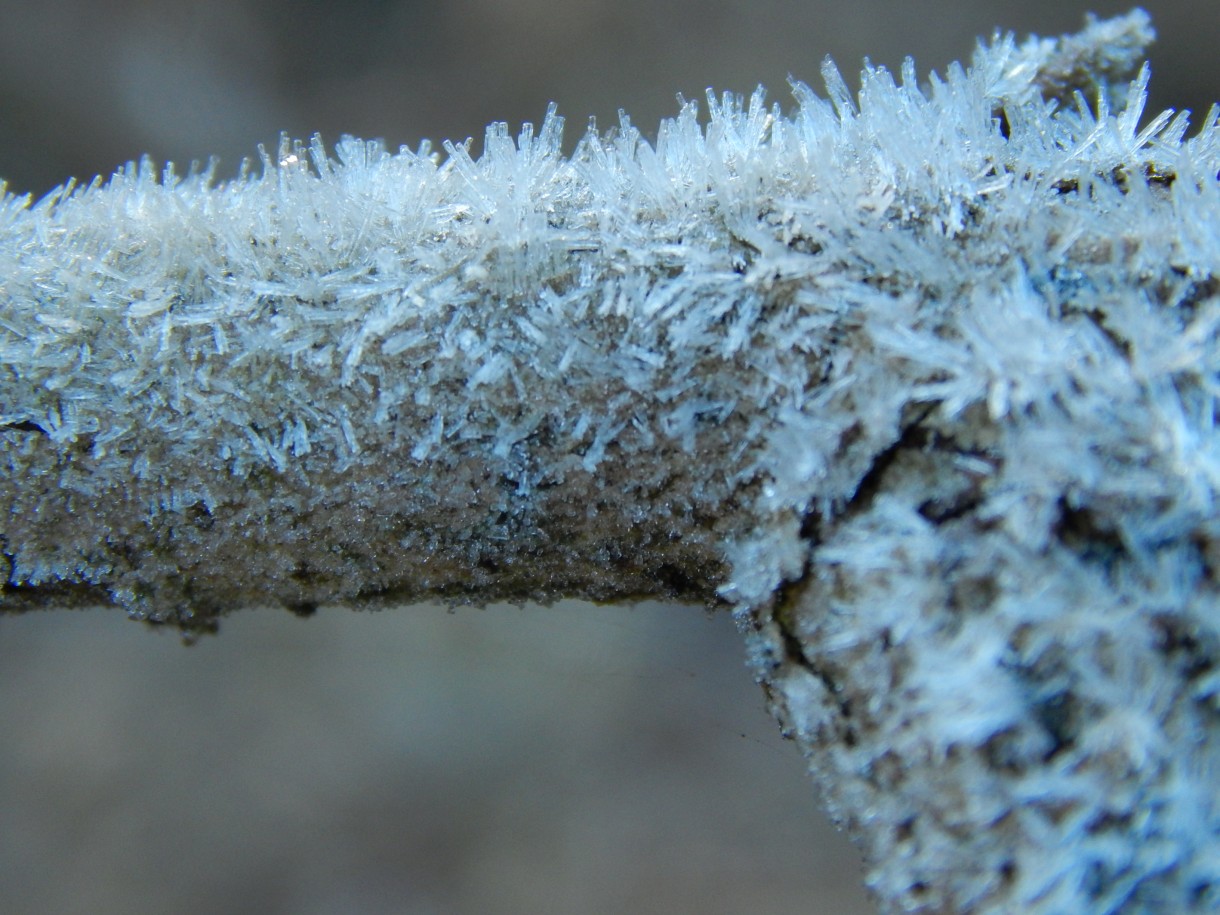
left=1, top=8, right=1219, bottom=913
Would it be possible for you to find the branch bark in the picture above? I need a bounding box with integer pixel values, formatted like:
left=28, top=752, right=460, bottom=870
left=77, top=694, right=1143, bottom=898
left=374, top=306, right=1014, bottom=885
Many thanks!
left=3, top=9, right=1218, bottom=912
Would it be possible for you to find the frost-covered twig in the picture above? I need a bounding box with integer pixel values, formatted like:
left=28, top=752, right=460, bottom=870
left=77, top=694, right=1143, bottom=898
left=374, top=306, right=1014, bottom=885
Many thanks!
left=2, top=8, right=1218, bottom=912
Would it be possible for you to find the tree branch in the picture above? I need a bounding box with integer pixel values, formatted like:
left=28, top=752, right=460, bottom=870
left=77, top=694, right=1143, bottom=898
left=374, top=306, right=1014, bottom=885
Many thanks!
left=3, top=8, right=1218, bottom=912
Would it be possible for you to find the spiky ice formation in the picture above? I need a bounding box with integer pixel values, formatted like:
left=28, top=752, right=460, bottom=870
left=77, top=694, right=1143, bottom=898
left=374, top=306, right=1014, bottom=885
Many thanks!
left=2, top=8, right=1218, bottom=913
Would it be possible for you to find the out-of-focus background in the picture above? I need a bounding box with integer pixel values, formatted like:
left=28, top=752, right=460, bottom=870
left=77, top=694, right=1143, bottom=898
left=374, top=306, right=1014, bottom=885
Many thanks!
left=1, top=604, right=873, bottom=914
left=0, top=0, right=1215, bottom=197
left=0, top=2, right=1215, bottom=913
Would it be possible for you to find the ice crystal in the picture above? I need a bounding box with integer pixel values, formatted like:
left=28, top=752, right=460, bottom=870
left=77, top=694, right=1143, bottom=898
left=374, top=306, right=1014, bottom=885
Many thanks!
left=1, top=8, right=1218, bottom=913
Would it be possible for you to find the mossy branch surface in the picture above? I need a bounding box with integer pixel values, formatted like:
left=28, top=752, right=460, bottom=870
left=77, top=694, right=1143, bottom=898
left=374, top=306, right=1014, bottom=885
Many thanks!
left=3, top=9, right=1219, bottom=912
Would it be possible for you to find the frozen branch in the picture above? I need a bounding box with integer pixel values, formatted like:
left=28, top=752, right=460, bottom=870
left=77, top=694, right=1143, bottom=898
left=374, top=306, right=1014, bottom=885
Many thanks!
left=2, top=8, right=1218, bottom=912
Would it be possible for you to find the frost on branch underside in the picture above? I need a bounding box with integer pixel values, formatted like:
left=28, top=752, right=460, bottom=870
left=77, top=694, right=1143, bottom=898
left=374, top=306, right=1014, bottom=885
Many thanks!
left=2, top=8, right=1220, bottom=913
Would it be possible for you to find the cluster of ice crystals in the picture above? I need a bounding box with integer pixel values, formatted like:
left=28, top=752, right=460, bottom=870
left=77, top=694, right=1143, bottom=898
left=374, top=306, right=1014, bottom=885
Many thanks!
left=2, top=9, right=1219, bottom=911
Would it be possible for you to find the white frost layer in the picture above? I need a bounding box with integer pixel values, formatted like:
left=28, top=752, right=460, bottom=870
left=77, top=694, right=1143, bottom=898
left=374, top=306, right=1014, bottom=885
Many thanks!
left=3, top=11, right=1212, bottom=619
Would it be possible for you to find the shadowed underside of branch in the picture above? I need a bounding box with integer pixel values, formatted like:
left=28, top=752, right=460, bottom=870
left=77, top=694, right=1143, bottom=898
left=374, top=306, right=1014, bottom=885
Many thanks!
left=2, top=9, right=1218, bottom=913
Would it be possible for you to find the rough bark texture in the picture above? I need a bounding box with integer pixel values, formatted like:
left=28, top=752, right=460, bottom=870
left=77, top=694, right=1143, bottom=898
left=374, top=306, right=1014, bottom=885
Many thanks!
left=2, top=10, right=1218, bottom=912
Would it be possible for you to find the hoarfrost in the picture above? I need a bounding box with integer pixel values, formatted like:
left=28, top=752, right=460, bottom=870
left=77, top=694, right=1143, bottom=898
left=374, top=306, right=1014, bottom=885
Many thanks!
left=1, top=8, right=1218, bottom=913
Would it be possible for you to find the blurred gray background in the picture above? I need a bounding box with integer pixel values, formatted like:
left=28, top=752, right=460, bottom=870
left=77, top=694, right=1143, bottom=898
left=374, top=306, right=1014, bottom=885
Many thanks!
left=0, top=0, right=1215, bottom=197
left=0, top=2, right=1215, bottom=913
